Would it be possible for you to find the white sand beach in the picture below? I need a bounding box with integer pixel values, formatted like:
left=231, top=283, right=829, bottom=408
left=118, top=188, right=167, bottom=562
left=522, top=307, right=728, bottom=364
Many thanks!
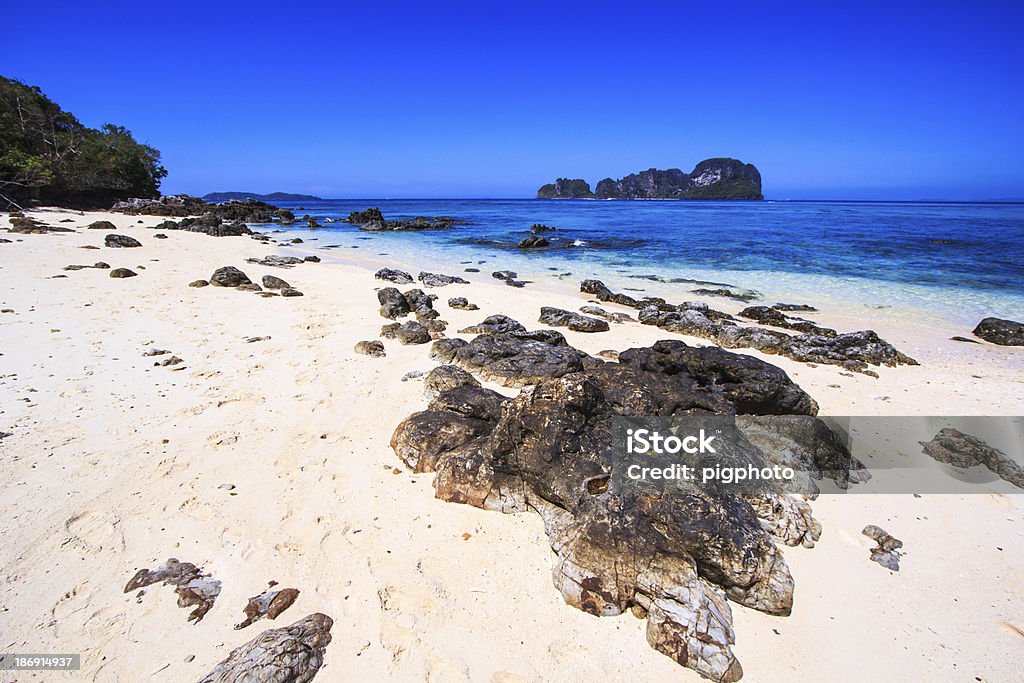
left=1, top=209, right=1022, bottom=682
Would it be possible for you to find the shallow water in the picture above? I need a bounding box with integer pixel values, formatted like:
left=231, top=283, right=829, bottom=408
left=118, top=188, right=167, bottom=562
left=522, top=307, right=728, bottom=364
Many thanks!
left=265, top=199, right=1024, bottom=326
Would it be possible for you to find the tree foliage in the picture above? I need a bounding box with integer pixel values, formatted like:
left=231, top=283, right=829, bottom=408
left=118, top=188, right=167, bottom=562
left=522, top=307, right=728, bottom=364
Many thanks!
left=0, top=76, right=166, bottom=208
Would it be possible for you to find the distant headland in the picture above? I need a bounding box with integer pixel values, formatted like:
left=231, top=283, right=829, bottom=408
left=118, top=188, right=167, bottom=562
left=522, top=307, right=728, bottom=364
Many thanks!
left=202, top=191, right=322, bottom=202
left=537, top=158, right=763, bottom=200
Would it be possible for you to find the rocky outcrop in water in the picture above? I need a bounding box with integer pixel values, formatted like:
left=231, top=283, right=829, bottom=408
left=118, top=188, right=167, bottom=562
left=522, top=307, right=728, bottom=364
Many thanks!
left=346, top=207, right=463, bottom=232
left=392, top=338, right=861, bottom=681
left=972, top=317, right=1024, bottom=346
left=198, top=613, right=332, bottom=683
left=538, top=159, right=763, bottom=200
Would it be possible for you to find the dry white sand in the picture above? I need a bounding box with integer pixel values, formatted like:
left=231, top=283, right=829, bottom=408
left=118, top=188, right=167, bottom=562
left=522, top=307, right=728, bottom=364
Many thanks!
left=0, top=208, right=1022, bottom=681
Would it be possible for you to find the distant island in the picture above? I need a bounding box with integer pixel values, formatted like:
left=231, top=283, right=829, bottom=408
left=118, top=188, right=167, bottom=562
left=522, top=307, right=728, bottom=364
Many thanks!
left=537, top=158, right=763, bottom=200
left=202, top=191, right=322, bottom=202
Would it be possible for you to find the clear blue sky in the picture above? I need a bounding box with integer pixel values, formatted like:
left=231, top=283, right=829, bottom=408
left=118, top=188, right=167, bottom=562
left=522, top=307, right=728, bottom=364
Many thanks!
left=3, top=1, right=1023, bottom=199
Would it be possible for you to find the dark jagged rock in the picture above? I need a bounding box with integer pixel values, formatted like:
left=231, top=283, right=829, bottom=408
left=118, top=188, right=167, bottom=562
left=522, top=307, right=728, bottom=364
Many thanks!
left=579, top=305, right=634, bottom=323
left=391, top=340, right=856, bottom=681
left=773, top=303, right=818, bottom=312
left=784, top=331, right=916, bottom=369
left=237, top=283, right=263, bottom=292
left=447, top=297, right=479, bottom=311
left=280, top=288, right=303, bottom=297
left=381, top=321, right=431, bottom=345
left=88, top=220, right=116, bottom=230
left=246, top=255, right=304, bottom=268
left=348, top=207, right=463, bottom=232
left=198, top=613, right=332, bottom=683
left=972, top=317, right=1024, bottom=346
left=430, top=330, right=590, bottom=387
left=304, top=255, right=320, bottom=263
left=580, top=279, right=641, bottom=308
left=587, top=279, right=915, bottom=373
left=692, top=288, right=759, bottom=303
left=418, top=272, right=469, bottom=287
left=375, top=268, right=414, bottom=285
left=154, top=233, right=168, bottom=239
left=189, top=279, right=210, bottom=288
left=235, top=587, right=300, bottom=629
left=862, top=526, right=903, bottom=571
left=617, top=340, right=819, bottom=416
left=739, top=306, right=836, bottom=336
left=539, top=306, right=610, bottom=333
left=423, top=364, right=480, bottom=397
left=124, top=558, right=221, bottom=623
left=112, top=195, right=288, bottom=224
left=378, top=287, right=411, bottom=319
left=492, top=270, right=518, bottom=281
left=950, top=336, right=980, bottom=344
left=262, top=275, right=291, bottom=290
left=355, top=340, right=386, bottom=357
left=536, top=178, right=594, bottom=199
left=109, top=268, right=137, bottom=278
left=458, top=314, right=526, bottom=335
left=531, top=223, right=557, bottom=232
left=104, top=233, right=142, bottom=248
left=9, top=214, right=74, bottom=234
left=345, top=207, right=384, bottom=224
left=210, top=266, right=252, bottom=287
left=920, top=428, right=1024, bottom=489
left=518, top=235, right=550, bottom=249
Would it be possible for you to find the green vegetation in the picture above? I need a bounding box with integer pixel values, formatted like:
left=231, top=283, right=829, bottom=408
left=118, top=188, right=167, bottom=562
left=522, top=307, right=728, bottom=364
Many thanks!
left=537, top=178, right=593, bottom=199
left=0, top=76, right=166, bottom=208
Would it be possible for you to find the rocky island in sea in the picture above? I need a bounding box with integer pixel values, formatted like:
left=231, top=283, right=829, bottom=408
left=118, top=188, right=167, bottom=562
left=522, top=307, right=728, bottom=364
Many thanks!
left=537, top=157, right=763, bottom=200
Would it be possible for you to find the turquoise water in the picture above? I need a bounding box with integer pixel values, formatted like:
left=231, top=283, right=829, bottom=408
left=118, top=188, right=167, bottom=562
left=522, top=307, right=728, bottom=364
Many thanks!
left=265, top=199, right=1024, bottom=325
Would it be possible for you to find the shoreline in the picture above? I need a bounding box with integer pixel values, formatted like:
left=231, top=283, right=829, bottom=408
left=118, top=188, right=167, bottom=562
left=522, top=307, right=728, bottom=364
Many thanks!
left=1, top=208, right=1022, bottom=681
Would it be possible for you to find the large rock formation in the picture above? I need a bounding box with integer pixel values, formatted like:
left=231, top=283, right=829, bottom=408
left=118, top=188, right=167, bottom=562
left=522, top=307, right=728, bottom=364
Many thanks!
left=392, top=339, right=863, bottom=681
left=537, top=158, right=763, bottom=200
left=536, top=178, right=594, bottom=199
left=972, top=317, right=1024, bottom=346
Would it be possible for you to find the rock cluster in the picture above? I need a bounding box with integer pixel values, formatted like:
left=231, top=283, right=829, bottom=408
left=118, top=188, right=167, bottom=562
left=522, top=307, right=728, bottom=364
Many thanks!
left=124, top=558, right=221, bottom=623
left=582, top=279, right=916, bottom=373
left=392, top=337, right=862, bottom=680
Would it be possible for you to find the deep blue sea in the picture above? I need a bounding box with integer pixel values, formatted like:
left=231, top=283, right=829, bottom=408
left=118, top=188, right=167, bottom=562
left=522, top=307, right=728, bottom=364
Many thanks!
left=266, top=199, right=1024, bottom=325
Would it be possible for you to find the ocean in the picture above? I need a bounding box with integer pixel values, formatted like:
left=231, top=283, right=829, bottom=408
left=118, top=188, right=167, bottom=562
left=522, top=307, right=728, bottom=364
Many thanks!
left=265, top=199, right=1024, bottom=327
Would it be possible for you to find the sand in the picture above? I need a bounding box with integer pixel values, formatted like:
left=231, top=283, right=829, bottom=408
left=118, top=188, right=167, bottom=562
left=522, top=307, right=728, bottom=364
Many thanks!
left=0, top=208, right=1021, bottom=682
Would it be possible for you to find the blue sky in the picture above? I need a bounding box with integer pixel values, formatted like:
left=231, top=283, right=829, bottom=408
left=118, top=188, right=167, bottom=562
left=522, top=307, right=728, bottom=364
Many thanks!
left=3, top=1, right=1023, bottom=199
